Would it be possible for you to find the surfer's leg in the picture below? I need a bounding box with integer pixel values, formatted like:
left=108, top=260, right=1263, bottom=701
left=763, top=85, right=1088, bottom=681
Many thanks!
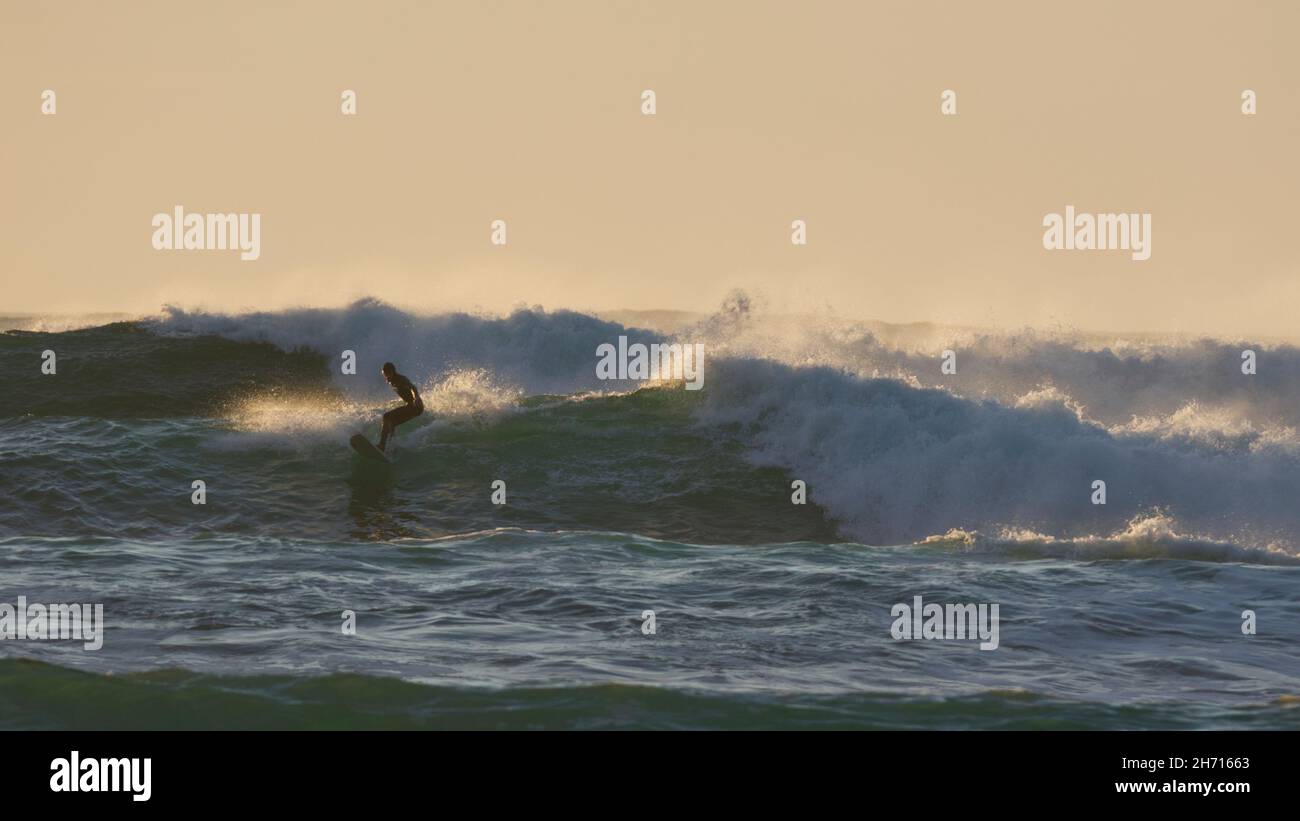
left=392, top=404, right=420, bottom=431
left=378, top=404, right=420, bottom=451
left=378, top=408, right=399, bottom=451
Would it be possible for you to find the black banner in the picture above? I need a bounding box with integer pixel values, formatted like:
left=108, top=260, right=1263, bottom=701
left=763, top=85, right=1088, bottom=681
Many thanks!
left=5, top=730, right=1286, bottom=809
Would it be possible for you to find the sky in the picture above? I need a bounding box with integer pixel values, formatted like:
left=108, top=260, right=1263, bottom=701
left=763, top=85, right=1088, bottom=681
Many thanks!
left=2, top=0, right=1297, bottom=337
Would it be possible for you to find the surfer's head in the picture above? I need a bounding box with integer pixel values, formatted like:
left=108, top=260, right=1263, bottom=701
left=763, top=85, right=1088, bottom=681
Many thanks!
left=381, top=362, right=396, bottom=380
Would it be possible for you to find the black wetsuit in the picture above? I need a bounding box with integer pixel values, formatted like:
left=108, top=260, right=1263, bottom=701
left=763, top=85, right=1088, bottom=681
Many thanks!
left=379, top=372, right=424, bottom=449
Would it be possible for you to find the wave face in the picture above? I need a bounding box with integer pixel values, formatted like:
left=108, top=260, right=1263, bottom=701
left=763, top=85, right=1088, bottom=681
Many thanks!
left=3, top=297, right=1299, bottom=556
left=0, top=300, right=659, bottom=418
left=148, top=298, right=663, bottom=399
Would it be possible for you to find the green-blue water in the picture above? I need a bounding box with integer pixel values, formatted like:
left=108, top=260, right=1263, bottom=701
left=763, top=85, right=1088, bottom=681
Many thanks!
left=2, top=305, right=1299, bottom=729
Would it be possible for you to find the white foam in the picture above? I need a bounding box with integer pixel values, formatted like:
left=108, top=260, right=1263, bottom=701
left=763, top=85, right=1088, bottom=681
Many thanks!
left=919, top=513, right=1299, bottom=564
left=697, top=357, right=1300, bottom=553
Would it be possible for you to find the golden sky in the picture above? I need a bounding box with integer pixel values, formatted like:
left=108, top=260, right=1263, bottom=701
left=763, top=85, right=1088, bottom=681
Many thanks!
left=2, top=0, right=1297, bottom=337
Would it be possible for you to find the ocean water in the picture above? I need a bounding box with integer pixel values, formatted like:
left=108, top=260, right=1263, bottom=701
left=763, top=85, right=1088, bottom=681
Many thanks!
left=1, top=299, right=1298, bottom=729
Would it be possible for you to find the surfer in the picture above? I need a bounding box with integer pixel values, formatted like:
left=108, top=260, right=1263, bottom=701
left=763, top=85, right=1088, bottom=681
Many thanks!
left=377, top=362, right=423, bottom=451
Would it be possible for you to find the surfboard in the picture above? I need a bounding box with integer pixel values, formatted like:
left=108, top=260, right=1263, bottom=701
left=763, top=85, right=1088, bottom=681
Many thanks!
left=350, top=433, right=390, bottom=462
